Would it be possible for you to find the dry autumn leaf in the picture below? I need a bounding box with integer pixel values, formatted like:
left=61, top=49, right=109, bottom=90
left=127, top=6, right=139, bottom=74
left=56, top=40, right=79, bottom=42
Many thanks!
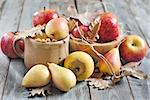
left=28, top=84, right=52, bottom=98
left=122, top=67, right=148, bottom=80
left=67, top=6, right=102, bottom=26
left=67, top=17, right=76, bottom=32
left=111, top=74, right=123, bottom=84
left=15, top=25, right=45, bottom=39
left=85, top=78, right=111, bottom=90
left=122, top=61, right=141, bottom=68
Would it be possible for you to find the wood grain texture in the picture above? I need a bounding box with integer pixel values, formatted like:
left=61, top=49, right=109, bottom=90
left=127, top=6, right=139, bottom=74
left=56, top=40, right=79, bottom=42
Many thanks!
left=103, top=0, right=150, bottom=100
left=127, top=58, right=150, bottom=100
left=0, top=0, right=8, bottom=99
left=0, top=0, right=24, bottom=36
left=0, top=0, right=149, bottom=99
left=0, top=50, right=10, bottom=99
left=0, top=0, right=24, bottom=99
left=76, top=0, right=104, bottom=13
left=122, top=0, right=150, bottom=99
left=19, top=0, right=49, bottom=31
left=47, top=0, right=91, bottom=99
left=76, top=0, right=133, bottom=100
left=48, top=0, right=75, bottom=16
left=47, top=82, right=90, bottom=100
left=1, top=0, right=49, bottom=100
left=0, top=0, right=6, bottom=17
left=125, top=0, right=150, bottom=47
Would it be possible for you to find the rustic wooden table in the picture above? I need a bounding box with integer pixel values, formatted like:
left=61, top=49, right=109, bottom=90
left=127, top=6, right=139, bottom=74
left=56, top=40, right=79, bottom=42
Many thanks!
left=0, top=0, right=150, bottom=100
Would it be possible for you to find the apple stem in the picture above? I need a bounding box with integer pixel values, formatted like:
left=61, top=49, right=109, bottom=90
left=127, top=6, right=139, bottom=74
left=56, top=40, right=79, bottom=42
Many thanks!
left=44, top=6, right=46, bottom=11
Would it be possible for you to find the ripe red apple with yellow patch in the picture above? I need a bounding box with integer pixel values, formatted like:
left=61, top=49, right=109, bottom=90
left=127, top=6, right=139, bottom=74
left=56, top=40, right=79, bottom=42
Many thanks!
left=32, top=8, right=59, bottom=27
left=119, top=35, right=148, bottom=62
left=1, top=32, right=24, bottom=58
left=98, top=12, right=120, bottom=43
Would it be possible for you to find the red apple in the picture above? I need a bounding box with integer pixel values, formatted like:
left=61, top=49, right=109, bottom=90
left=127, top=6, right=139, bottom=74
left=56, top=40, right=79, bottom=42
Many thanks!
left=32, top=8, right=59, bottom=27
left=71, top=25, right=90, bottom=38
left=1, top=32, right=24, bottom=58
left=98, top=12, right=119, bottom=43
left=119, top=35, right=148, bottom=62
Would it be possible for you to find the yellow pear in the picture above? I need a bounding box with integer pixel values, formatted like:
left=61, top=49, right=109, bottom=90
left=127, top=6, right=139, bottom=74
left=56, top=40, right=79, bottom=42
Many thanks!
left=45, top=17, right=69, bottom=40
left=48, top=63, right=76, bottom=92
left=22, top=64, right=51, bottom=88
left=64, top=51, right=94, bottom=81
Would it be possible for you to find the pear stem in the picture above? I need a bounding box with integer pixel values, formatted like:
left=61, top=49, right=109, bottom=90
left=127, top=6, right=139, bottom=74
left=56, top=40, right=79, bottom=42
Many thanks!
left=44, top=6, right=46, bottom=11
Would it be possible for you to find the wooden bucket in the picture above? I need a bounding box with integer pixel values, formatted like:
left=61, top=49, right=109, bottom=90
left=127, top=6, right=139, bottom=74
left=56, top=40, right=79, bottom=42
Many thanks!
left=70, top=37, right=121, bottom=60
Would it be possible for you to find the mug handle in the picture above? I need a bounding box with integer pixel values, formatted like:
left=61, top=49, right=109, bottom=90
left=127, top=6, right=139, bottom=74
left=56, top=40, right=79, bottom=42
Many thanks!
left=13, top=37, right=24, bottom=59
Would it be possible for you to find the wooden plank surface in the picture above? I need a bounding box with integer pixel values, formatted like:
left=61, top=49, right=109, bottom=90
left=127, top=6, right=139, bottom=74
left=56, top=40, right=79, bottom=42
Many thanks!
left=76, top=0, right=133, bottom=100
left=19, top=0, right=49, bottom=30
left=0, top=0, right=25, bottom=99
left=47, top=0, right=91, bottom=99
left=125, top=0, right=150, bottom=47
left=1, top=0, right=49, bottom=100
left=103, top=0, right=150, bottom=100
left=127, top=58, right=150, bottom=100
left=0, top=0, right=149, bottom=99
left=0, top=0, right=8, bottom=99
left=0, top=0, right=6, bottom=17
left=120, top=0, right=150, bottom=100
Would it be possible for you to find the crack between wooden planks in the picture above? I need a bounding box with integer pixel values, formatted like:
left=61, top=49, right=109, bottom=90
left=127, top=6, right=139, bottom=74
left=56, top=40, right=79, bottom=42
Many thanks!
left=1, top=0, right=25, bottom=99
left=16, top=0, right=25, bottom=31
left=125, top=0, right=150, bottom=48
left=0, top=0, right=7, bottom=20
left=1, top=59, right=11, bottom=100
left=87, top=84, right=92, bottom=100
left=134, top=21, right=150, bottom=48
left=73, top=0, right=91, bottom=99
left=99, top=1, right=135, bottom=100
left=101, top=0, right=108, bottom=12
left=126, top=77, right=135, bottom=100
left=74, top=0, right=78, bottom=13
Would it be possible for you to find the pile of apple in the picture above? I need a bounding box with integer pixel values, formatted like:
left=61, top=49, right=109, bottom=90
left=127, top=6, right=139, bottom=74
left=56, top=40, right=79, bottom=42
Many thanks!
left=0, top=8, right=148, bottom=92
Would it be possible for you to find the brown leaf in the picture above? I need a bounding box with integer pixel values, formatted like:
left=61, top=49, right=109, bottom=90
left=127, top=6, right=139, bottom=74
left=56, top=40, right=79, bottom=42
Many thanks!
left=85, top=78, right=111, bottom=90
left=67, top=6, right=101, bottom=26
left=28, top=84, right=52, bottom=98
left=111, top=75, right=123, bottom=84
left=90, top=23, right=99, bottom=40
left=15, top=25, right=45, bottom=39
left=122, top=61, right=141, bottom=68
left=122, top=67, right=148, bottom=80
left=67, top=18, right=76, bottom=32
